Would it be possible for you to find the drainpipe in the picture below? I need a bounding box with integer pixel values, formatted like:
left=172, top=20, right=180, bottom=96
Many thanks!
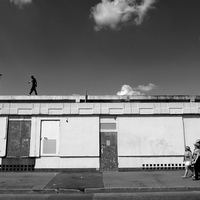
left=182, top=117, right=186, bottom=148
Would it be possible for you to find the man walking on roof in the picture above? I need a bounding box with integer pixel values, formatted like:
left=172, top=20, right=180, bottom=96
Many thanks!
left=28, top=75, right=38, bottom=95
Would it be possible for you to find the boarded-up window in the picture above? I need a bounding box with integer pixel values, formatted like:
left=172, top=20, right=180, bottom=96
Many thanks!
left=118, top=116, right=184, bottom=156
left=43, top=140, right=57, bottom=154
left=59, top=117, right=99, bottom=156
left=7, top=119, right=31, bottom=157
left=100, top=123, right=116, bottom=130
left=41, top=121, right=59, bottom=155
left=183, top=116, right=200, bottom=150
left=100, top=117, right=117, bottom=132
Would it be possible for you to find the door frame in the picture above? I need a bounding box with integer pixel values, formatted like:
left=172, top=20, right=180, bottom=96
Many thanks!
left=99, top=116, right=118, bottom=171
left=40, top=120, right=60, bottom=156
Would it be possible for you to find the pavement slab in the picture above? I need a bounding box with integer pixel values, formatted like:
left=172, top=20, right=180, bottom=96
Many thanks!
left=44, top=172, right=104, bottom=191
left=0, top=172, right=57, bottom=190
left=103, top=170, right=200, bottom=188
left=0, top=194, right=51, bottom=200
left=48, top=194, right=94, bottom=200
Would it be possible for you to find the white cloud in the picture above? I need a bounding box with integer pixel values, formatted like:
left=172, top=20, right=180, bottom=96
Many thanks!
left=136, top=83, right=158, bottom=91
left=134, top=0, right=156, bottom=25
left=117, top=84, right=143, bottom=95
left=91, top=0, right=156, bottom=30
left=117, top=83, right=158, bottom=95
left=10, top=0, right=32, bottom=9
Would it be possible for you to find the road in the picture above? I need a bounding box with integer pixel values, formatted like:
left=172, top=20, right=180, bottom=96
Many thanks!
left=93, top=191, right=200, bottom=200
left=0, top=194, right=93, bottom=200
left=0, top=192, right=200, bottom=200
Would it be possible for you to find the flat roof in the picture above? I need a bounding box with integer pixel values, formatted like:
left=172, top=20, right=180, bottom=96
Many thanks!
left=0, top=95, right=198, bottom=102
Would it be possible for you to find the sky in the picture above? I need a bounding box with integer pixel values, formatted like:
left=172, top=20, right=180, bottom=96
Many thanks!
left=0, top=0, right=200, bottom=96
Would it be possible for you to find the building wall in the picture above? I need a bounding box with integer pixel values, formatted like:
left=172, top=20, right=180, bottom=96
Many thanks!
left=119, top=157, right=184, bottom=169
left=0, top=117, right=7, bottom=157
left=2, top=114, right=199, bottom=170
left=118, top=116, right=184, bottom=156
left=29, top=116, right=99, bottom=169
left=1, top=101, right=200, bottom=116
left=1, top=96, right=200, bottom=170
left=183, top=116, right=200, bottom=152
left=35, top=157, right=99, bottom=169
left=59, top=117, right=99, bottom=157
left=118, top=116, right=185, bottom=169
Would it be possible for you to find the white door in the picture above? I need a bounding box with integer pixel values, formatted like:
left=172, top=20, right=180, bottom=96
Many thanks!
left=41, top=121, right=59, bottom=156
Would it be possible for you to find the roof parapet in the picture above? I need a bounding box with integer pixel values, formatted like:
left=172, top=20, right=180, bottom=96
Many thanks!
left=0, top=95, right=198, bottom=102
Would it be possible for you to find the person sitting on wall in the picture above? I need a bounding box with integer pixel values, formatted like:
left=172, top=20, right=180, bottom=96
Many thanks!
left=192, top=142, right=200, bottom=180
left=182, top=146, right=193, bottom=178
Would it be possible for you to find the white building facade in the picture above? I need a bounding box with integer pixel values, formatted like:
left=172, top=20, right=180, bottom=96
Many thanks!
left=0, top=95, right=199, bottom=171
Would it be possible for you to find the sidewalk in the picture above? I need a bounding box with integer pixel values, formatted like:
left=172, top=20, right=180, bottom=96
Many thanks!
left=86, top=170, right=200, bottom=193
left=0, top=170, right=199, bottom=194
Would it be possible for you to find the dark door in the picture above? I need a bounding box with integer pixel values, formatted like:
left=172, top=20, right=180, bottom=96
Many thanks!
left=6, top=120, right=31, bottom=157
left=100, top=132, right=118, bottom=171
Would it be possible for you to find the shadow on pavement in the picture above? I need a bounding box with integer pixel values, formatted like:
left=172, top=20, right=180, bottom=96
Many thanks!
left=44, top=172, right=104, bottom=191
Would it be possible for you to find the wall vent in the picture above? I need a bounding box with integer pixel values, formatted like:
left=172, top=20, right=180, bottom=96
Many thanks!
left=0, top=165, right=34, bottom=171
left=142, top=163, right=185, bottom=170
